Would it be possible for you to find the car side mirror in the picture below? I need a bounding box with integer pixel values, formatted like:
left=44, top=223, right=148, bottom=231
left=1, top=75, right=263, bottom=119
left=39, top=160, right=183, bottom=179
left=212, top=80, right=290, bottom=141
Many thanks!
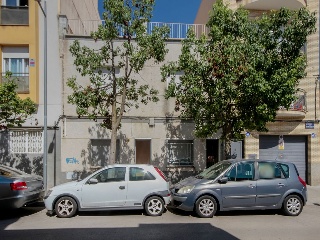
left=88, top=178, right=98, bottom=184
left=218, top=177, right=228, bottom=184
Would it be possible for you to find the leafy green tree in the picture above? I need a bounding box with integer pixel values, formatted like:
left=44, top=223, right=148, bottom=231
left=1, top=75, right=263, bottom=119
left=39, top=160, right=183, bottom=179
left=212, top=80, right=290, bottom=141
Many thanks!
left=67, top=0, right=169, bottom=164
left=0, top=75, right=37, bottom=130
left=162, top=0, right=316, bottom=157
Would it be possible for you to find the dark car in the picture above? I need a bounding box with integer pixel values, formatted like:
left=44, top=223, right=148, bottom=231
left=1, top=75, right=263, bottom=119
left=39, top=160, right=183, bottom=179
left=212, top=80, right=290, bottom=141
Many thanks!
left=0, top=164, right=44, bottom=209
left=171, top=159, right=307, bottom=218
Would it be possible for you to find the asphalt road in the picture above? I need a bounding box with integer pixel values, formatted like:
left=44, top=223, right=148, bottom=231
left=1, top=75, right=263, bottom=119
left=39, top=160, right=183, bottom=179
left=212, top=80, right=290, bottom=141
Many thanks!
left=1, top=186, right=320, bottom=240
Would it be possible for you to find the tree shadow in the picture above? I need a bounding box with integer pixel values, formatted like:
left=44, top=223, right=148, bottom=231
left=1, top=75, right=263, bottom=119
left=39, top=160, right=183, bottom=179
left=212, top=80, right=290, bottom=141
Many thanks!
left=0, top=223, right=239, bottom=240
left=69, top=119, right=204, bottom=184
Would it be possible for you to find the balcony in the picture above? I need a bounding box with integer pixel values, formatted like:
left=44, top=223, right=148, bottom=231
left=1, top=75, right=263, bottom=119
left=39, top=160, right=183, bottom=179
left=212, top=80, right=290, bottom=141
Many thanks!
left=0, top=6, right=29, bottom=25
left=1, top=73, right=29, bottom=93
left=66, top=19, right=209, bottom=39
left=240, top=0, right=306, bottom=11
left=276, top=92, right=307, bottom=120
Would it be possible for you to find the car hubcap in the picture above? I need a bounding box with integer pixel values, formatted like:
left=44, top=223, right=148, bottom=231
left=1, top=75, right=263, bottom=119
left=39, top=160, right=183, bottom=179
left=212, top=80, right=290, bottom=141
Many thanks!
left=147, top=199, right=162, bottom=215
left=199, top=199, right=214, bottom=216
left=57, top=199, right=74, bottom=216
left=287, top=197, right=301, bottom=214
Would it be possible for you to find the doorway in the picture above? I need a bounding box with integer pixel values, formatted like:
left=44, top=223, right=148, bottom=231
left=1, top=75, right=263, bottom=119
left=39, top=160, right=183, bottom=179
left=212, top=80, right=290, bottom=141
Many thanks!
left=135, top=139, right=151, bottom=164
left=206, top=139, right=219, bottom=168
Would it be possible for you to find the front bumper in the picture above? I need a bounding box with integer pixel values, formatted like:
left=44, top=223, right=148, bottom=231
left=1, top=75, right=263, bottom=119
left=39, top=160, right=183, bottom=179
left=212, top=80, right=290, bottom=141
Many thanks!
left=171, top=194, right=194, bottom=211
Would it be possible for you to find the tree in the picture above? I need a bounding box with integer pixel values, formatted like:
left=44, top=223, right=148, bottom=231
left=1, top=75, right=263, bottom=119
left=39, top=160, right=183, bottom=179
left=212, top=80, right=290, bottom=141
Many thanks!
left=67, top=0, right=169, bottom=164
left=0, top=75, right=37, bottom=130
left=161, top=0, right=316, bottom=157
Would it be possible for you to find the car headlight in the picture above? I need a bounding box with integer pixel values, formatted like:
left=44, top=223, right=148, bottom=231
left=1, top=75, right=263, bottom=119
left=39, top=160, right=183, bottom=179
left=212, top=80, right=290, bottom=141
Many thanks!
left=177, top=185, right=195, bottom=194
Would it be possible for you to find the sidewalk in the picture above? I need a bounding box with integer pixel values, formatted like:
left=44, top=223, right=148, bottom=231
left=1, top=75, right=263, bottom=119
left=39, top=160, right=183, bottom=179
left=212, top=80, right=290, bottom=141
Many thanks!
left=306, top=185, right=320, bottom=206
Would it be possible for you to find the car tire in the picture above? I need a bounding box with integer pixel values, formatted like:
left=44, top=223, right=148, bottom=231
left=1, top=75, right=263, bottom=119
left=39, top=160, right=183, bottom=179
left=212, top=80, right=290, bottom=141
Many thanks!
left=144, top=196, right=164, bottom=216
left=195, top=195, right=217, bottom=218
left=282, top=195, right=303, bottom=216
left=55, top=196, right=78, bottom=218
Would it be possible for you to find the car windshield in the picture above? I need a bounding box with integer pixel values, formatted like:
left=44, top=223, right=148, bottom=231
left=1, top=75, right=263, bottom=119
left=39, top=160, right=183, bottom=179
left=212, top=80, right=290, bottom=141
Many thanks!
left=197, top=161, right=232, bottom=180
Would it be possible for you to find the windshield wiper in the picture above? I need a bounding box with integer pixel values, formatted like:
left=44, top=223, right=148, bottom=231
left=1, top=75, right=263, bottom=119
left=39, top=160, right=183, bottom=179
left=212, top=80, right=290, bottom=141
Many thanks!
left=195, top=175, right=203, bottom=179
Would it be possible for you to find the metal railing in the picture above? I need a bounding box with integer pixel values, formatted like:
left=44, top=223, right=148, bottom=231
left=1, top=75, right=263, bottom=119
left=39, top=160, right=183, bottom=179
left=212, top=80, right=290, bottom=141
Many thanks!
left=0, top=6, right=29, bottom=25
left=279, top=91, right=307, bottom=112
left=66, top=19, right=209, bottom=39
left=1, top=73, right=29, bottom=93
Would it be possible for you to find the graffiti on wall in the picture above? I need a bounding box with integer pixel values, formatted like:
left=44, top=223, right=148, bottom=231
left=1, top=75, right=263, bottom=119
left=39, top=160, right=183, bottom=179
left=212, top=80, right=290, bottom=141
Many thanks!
left=66, top=157, right=79, bottom=164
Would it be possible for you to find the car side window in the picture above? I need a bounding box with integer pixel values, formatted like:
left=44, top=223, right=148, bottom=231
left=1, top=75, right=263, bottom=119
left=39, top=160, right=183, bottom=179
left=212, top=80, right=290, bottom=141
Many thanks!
left=91, top=167, right=126, bottom=183
left=279, top=163, right=289, bottom=178
left=129, top=167, right=156, bottom=181
left=258, top=162, right=283, bottom=179
left=225, top=162, right=254, bottom=181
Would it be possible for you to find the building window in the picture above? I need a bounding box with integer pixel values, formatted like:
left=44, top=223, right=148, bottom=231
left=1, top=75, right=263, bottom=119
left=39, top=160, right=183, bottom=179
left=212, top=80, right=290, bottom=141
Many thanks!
left=2, top=0, right=28, bottom=7
left=167, top=140, right=193, bottom=166
left=1, top=46, right=29, bottom=93
left=9, top=130, right=43, bottom=154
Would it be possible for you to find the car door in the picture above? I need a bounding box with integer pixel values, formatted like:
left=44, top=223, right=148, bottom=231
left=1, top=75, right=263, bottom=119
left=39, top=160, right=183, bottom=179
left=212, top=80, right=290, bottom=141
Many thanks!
left=221, top=162, right=257, bottom=209
left=256, top=162, right=288, bottom=207
left=80, top=167, right=128, bottom=208
left=125, top=167, right=158, bottom=207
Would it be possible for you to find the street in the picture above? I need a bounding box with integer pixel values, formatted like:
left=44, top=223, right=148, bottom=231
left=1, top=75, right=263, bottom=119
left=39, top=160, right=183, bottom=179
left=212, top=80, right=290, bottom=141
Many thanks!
left=1, top=186, right=320, bottom=240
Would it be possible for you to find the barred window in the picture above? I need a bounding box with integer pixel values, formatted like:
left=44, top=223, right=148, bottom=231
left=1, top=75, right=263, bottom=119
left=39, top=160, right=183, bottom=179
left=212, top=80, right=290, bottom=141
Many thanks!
left=9, top=131, right=43, bottom=153
left=167, top=140, right=193, bottom=166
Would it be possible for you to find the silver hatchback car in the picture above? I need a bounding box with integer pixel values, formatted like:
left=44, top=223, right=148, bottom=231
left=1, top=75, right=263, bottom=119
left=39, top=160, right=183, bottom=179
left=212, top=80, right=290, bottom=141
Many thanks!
left=171, top=159, right=307, bottom=218
left=44, top=164, right=171, bottom=218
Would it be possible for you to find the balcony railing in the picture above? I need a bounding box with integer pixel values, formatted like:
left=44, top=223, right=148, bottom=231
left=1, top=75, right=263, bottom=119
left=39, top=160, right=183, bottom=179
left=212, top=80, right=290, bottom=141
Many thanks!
left=67, top=19, right=209, bottom=39
left=1, top=73, right=29, bottom=93
left=277, top=91, right=307, bottom=119
left=0, top=6, right=29, bottom=25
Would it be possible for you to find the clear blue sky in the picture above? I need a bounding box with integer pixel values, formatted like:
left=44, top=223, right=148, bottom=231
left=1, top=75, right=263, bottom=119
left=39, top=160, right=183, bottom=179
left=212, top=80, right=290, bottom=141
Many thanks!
left=98, top=0, right=201, bottom=24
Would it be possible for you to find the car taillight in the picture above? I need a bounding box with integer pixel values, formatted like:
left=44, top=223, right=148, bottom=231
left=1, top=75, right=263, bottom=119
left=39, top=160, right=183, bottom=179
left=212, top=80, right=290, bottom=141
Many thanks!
left=154, top=167, right=168, bottom=182
left=10, top=181, right=28, bottom=190
left=298, top=176, right=306, bottom=187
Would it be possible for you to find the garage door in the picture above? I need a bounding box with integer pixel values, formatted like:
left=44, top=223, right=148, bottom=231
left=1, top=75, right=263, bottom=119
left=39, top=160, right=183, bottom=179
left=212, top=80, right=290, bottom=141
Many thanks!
left=259, top=135, right=307, bottom=182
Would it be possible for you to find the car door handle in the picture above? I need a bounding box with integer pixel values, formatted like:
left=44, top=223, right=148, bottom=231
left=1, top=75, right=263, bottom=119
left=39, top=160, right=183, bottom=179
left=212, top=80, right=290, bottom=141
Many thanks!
left=278, top=183, right=285, bottom=187
left=248, top=184, right=255, bottom=188
left=119, top=186, right=125, bottom=190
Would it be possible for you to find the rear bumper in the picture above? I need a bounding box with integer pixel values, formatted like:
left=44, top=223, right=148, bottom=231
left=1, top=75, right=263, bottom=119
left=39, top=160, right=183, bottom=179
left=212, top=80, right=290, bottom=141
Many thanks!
left=0, top=190, right=44, bottom=209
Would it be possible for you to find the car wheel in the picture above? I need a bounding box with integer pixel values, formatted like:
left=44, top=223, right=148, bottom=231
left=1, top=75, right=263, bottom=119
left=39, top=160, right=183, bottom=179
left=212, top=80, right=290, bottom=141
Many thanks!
left=195, top=195, right=217, bottom=218
left=55, top=196, right=77, bottom=218
left=282, top=195, right=303, bottom=216
left=144, top=196, right=164, bottom=216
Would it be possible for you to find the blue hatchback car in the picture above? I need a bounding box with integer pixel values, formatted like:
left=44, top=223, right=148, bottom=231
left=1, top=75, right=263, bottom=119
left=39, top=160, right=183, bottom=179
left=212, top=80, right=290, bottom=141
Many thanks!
left=171, top=159, right=307, bottom=218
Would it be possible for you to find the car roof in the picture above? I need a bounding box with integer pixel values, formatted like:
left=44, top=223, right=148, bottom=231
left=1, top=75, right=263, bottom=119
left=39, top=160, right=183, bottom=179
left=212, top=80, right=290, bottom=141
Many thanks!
left=101, top=164, right=154, bottom=168
left=223, top=159, right=293, bottom=165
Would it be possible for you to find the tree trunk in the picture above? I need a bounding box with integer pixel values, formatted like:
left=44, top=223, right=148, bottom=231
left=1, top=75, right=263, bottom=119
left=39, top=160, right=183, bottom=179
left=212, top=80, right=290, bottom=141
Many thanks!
left=109, top=102, right=118, bottom=164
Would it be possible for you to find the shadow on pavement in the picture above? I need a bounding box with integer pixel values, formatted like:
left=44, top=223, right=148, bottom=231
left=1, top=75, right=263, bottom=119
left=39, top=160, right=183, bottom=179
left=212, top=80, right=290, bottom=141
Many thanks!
left=0, top=223, right=239, bottom=240
left=0, top=201, right=45, bottom=221
left=167, top=206, right=281, bottom=218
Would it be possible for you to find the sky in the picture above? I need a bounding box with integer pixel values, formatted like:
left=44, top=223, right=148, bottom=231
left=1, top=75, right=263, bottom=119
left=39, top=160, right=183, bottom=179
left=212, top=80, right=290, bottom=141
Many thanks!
left=98, top=0, right=201, bottom=24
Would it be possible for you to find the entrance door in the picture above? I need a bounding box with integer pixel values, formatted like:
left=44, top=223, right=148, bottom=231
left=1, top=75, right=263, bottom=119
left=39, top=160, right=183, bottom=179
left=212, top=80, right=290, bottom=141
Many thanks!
left=206, top=139, right=219, bottom=168
left=135, top=139, right=151, bottom=164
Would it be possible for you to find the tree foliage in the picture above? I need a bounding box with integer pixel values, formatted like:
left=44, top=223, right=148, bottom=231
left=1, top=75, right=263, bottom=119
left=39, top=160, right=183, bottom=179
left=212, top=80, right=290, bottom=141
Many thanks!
left=0, top=75, right=37, bottom=130
left=67, top=0, right=169, bottom=164
left=161, top=0, right=316, bottom=156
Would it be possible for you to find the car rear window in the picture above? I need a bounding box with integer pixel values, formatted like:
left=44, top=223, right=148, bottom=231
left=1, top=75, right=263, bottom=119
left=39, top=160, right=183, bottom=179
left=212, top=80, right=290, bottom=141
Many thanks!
left=129, top=167, right=156, bottom=181
left=0, top=168, right=16, bottom=177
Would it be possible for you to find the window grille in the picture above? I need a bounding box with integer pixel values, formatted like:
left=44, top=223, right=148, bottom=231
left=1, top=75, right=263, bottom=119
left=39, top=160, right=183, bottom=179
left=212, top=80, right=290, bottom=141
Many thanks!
left=167, top=140, right=193, bottom=166
left=9, top=131, right=43, bottom=153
